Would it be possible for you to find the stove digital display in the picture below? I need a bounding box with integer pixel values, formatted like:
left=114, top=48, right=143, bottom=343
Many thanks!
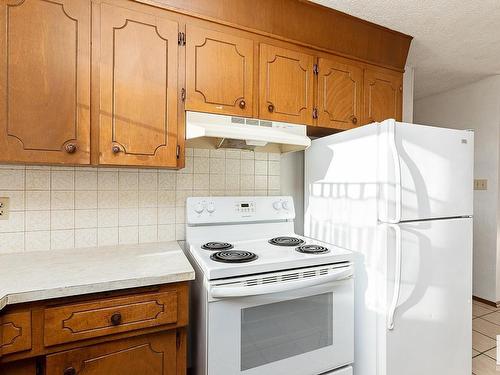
left=240, top=203, right=250, bottom=208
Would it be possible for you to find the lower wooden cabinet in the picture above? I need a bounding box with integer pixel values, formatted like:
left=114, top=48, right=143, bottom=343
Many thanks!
left=46, top=331, right=177, bottom=375
left=0, top=311, right=32, bottom=357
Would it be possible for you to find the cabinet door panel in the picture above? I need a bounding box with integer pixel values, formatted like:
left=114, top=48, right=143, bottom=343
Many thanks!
left=259, top=44, right=314, bottom=125
left=186, top=25, right=253, bottom=117
left=317, top=57, right=362, bottom=130
left=0, top=0, right=90, bottom=164
left=98, top=3, right=178, bottom=167
left=46, top=332, right=177, bottom=375
left=363, top=68, right=402, bottom=124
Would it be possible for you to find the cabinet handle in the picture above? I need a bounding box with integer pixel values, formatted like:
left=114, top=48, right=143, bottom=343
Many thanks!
left=268, top=103, right=274, bottom=113
left=352, top=116, right=358, bottom=124
left=239, top=99, right=246, bottom=109
left=65, top=143, right=77, bottom=154
left=63, top=367, right=76, bottom=375
left=110, top=312, right=122, bottom=325
left=112, top=145, right=121, bottom=154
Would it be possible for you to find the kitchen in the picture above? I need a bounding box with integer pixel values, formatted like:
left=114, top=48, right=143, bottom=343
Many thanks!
left=0, top=0, right=496, bottom=374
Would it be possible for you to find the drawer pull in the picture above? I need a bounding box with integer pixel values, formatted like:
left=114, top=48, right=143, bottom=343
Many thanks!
left=268, top=103, right=275, bottom=113
left=63, top=367, right=76, bottom=375
left=110, top=312, right=122, bottom=326
left=65, top=143, right=77, bottom=154
left=239, top=99, right=246, bottom=109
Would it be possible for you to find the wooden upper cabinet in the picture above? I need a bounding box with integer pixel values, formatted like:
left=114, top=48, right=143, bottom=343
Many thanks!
left=363, top=68, right=403, bottom=124
left=97, top=3, right=179, bottom=167
left=186, top=25, right=254, bottom=117
left=0, top=0, right=90, bottom=164
left=259, top=44, right=315, bottom=125
left=316, top=57, right=363, bottom=130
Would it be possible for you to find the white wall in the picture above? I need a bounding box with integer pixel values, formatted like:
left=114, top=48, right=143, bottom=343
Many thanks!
left=414, top=75, right=500, bottom=302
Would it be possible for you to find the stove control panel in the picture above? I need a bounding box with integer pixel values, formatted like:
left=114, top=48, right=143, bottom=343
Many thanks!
left=186, top=196, right=295, bottom=225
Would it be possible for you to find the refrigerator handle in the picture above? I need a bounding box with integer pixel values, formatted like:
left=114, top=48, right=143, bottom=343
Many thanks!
left=387, top=223, right=402, bottom=330
left=386, top=120, right=402, bottom=224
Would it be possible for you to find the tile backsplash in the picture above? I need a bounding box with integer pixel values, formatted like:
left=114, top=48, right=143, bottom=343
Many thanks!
left=0, top=148, right=281, bottom=254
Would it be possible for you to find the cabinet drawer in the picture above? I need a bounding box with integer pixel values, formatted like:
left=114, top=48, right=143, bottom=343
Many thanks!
left=44, top=291, right=178, bottom=347
left=0, top=311, right=32, bottom=356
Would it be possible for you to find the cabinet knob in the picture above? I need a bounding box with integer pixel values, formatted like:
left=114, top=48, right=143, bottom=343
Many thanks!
left=63, top=367, right=76, bottom=375
left=352, top=116, right=358, bottom=124
left=268, top=103, right=274, bottom=113
left=65, top=143, right=77, bottom=154
left=110, top=312, right=122, bottom=325
left=112, top=145, right=121, bottom=154
left=239, top=99, right=246, bottom=109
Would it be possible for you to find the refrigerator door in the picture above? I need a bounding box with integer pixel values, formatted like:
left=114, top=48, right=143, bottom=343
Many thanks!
left=378, top=120, right=473, bottom=222
left=381, top=218, right=472, bottom=375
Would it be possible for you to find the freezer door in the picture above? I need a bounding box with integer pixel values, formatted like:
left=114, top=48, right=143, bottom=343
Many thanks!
left=378, top=120, right=474, bottom=222
left=383, top=218, right=472, bottom=375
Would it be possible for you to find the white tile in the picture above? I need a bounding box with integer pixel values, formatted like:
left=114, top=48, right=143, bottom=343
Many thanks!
left=241, top=159, right=255, bottom=175
left=210, top=158, right=225, bottom=174
left=75, top=228, right=98, bottom=248
left=0, top=164, right=25, bottom=170
left=175, top=224, right=185, bottom=240
left=194, top=174, right=210, bottom=190
left=97, top=208, right=119, bottom=228
left=240, top=190, right=255, bottom=196
left=225, top=149, right=241, bottom=159
left=158, top=190, right=175, bottom=207
left=185, top=148, right=194, bottom=157
left=119, top=208, right=138, bottom=226
left=268, top=160, right=281, bottom=176
left=51, top=229, right=74, bottom=250
left=98, top=190, right=118, bottom=209
left=0, top=191, right=24, bottom=211
left=139, top=207, right=157, bottom=225
left=25, top=231, right=50, bottom=251
left=118, top=171, right=139, bottom=190
left=241, top=175, right=255, bottom=190
left=25, top=170, right=50, bottom=190
left=139, top=225, right=158, bottom=243
left=268, top=189, right=281, bottom=196
left=119, top=226, right=138, bottom=244
left=225, top=175, right=240, bottom=191
left=194, top=148, right=209, bottom=158
left=254, top=190, right=267, bottom=196
left=98, top=227, right=118, bottom=246
left=176, top=174, right=193, bottom=190
left=75, top=209, right=98, bottom=229
left=210, top=174, right=226, bottom=190
left=255, top=175, right=268, bottom=190
left=0, top=232, right=24, bottom=253
left=119, top=190, right=138, bottom=208
left=97, top=170, right=119, bottom=190
left=176, top=190, right=192, bottom=206
left=241, top=150, right=254, bottom=159
left=51, top=210, right=75, bottom=230
left=194, top=157, right=210, bottom=174
left=191, top=190, right=209, bottom=197
left=158, top=224, right=175, bottom=241
left=210, top=149, right=225, bottom=158
left=254, top=152, right=268, bottom=160
left=51, top=165, right=74, bottom=171
left=139, top=171, right=158, bottom=190
left=25, top=210, right=50, bottom=231
left=268, top=153, right=281, bottom=161
left=26, top=191, right=50, bottom=210
left=75, top=170, right=98, bottom=190
left=255, top=160, right=268, bottom=175
left=51, top=191, right=74, bottom=210
left=0, top=169, right=24, bottom=190
left=0, top=211, right=24, bottom=233
left=268, top=175, right=281, bottom=190
left=175, top=206, right=185, bottom=223
left=158, top=207, right=176, bottom=224
left=179, top=157, right=193, bottom=174
left=139, top=190, right=158, bottom=208
left=226, top=159, right=241, bottom=175
left=75, top=190, right=98, bottom=209
left=210, top=190, right=225, bottom=196
left=51, top=170, right=74, bottom=190
left=158, top=171, right=176, bottom=190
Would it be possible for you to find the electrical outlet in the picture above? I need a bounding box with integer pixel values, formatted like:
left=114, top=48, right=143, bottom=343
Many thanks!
left=0, top=197, right=10, bottom=220
left=474, top=179, right=488, bottom=191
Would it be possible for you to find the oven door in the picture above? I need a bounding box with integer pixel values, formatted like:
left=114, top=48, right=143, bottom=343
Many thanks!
left=207, top=265, right=354, bottom=375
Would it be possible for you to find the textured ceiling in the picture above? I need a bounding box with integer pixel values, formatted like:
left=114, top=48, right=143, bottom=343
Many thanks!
left=310, top=0, right=500, bottom=99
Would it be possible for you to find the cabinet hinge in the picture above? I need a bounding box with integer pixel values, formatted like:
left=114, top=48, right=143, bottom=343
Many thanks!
left=176, top=145, right=181, bottom=159
left=178, top=31, right=186, bottom=46
left=313, top=63, right=319, bottom=75
left=181, top=88, right=186, bottom=102
left=312, top=107, right=318, bottom=119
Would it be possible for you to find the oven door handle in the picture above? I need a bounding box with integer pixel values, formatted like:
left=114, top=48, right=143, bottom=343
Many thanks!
left=210, top=266, right=353, bottom=298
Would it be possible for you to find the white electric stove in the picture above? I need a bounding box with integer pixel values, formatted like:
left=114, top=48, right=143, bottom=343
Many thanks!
left=185, top=196, right=354, bottom=375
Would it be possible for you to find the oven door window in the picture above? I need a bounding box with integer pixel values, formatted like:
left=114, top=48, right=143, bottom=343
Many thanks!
left=240, top=292, right=333, bottom=371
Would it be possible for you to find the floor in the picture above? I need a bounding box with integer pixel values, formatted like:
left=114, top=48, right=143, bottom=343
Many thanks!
left=472, top=299, right=500, bottom=374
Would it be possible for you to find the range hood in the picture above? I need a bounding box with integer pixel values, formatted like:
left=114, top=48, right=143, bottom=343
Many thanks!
left=185, top=111, right=311, bottom=153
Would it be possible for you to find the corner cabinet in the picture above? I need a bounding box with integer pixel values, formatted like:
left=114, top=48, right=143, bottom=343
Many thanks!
left=185, top=25, right=254, bottom=117
left=96, top=2, right=180, bottom=167
left=363, top=68, right=403, bottom=123
left=259, top=44, right=315, bottom=125
left=0, top=0, right=91, bottom=164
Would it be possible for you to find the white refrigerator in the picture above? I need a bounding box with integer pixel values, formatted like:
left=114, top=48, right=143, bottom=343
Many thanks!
left=304, top=119, right=473, bottom=375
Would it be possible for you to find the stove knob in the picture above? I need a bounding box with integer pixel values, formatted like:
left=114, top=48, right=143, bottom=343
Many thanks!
left=272, top=201, right=282, bottom=211
left=194, top=202, right=205, bottom=214
left=282, top=201, right=290, bottom=210
left=207, top=202, right=216, bottom=213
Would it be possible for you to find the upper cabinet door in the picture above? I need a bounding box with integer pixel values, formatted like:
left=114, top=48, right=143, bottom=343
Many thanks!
left=317, top=57, right=363, bottom=130
left=98, top=3, right=179, bottom=167
left=259, top=44, right=315, bottom=125
left=363, top=68, right=403, bottom=124
left=0, top=0, right=90, bottom=164
left=186, top=25, right=254, bottom=117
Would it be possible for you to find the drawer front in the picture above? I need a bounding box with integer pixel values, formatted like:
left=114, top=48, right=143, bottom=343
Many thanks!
left=44, top=291, right=178, bottom=346
left=0, top=311, right=32, bottom=356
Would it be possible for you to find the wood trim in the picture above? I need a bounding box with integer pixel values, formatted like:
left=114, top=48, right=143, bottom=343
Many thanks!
left=473, top=295, right=500, bottom=308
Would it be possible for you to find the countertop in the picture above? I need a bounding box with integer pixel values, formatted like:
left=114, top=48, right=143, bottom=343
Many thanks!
left=0, top=241, right=195, bottom=312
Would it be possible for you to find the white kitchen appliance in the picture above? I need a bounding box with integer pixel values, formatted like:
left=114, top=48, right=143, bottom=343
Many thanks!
left=304, top=119, right=473, bottom=375
left=185, top=196, right=354, bottom=375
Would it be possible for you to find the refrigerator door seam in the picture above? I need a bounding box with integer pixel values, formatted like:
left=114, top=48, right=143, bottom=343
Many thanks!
left=387, top=223, right=402, bottom=330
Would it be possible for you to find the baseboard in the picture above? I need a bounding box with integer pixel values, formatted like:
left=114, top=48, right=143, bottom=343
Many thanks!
left=473, top=295, right=500, bottom=308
